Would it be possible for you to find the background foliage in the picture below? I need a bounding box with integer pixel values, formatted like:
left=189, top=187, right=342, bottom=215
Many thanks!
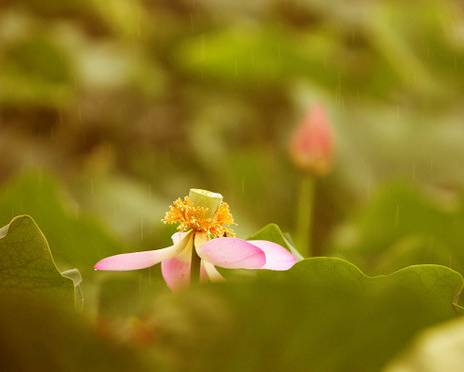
left=1, top=0, right=464, bottom=371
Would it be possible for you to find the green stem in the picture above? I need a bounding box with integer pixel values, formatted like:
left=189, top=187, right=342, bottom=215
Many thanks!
left=296, top=174, right=315, bottom=257
left=191, top=233, right=201, bottom=282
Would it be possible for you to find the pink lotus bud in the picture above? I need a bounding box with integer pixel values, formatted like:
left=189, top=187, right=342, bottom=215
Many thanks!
left=289, top=103, right=334, bottom=176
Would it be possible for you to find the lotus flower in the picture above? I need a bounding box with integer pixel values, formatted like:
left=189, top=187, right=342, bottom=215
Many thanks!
left=289, top=103, right=334, bottom=176
left=95, top=189, right=297, bottom=290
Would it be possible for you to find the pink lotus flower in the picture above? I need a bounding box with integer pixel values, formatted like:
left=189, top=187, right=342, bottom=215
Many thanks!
left=289, top=103, right=334, bottom=176
left=95, top=189, right=297, bottom=290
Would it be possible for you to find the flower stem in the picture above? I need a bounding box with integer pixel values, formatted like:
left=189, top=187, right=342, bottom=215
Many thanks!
left=191, top=233, right=201, bottom=282
left=296, top=174, right=315, bottom=257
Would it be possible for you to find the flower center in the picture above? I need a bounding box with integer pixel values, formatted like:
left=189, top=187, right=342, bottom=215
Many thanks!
left=162, top=188, right=235, bottom=237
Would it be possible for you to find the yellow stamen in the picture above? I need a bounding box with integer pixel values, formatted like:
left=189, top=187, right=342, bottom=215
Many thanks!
left=162, top=196, right=235, bottom=237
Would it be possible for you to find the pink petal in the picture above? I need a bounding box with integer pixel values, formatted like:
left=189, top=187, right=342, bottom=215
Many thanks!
left=162, top=256, right=191, bottom=291
left=247, top=240, right=297, bottom=270
left=196, top=237, right=266, bottom=269
left=162, top=233, right=194, bottom=290
left=94, top=245, right=177, bottom=271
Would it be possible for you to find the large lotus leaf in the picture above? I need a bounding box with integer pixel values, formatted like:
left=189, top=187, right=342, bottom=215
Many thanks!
left=0, top=171, right=125, bottom=274
left=331, top=184, right=464, bottom=275
left=95, top=270, right=167, bottom=319
left=0, top=293, right=145, bottom=372
left=0, top=215, right=77, bottom=304
left=147, top=258, right=462, bottom=372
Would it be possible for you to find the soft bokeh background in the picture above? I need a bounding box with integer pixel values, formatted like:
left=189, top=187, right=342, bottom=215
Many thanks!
left=3, top=0, right=464, bottom=252
left=2, top=1, right=464, bottom=371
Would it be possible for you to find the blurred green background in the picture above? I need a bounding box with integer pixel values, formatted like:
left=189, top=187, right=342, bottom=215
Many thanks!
left=3, top=0, right=464, bottom=255
left=2, top=0, right=464, bottom=371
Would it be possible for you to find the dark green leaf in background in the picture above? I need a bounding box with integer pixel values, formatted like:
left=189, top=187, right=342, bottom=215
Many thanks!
left=0, top=171, right=125, bottom=274
left=331, top=184, right=464, bottom=276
